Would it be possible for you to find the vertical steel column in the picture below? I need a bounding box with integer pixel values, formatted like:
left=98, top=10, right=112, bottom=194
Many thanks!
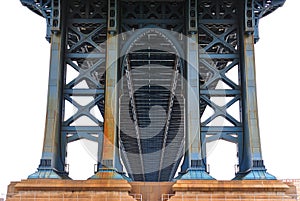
left=178, top=0, right=214, bottom=180
left=236, top=32, right=275, bottom=180
left=92, top=0, right=125, bottom=179
left=29, top=0, right=67, bottom=179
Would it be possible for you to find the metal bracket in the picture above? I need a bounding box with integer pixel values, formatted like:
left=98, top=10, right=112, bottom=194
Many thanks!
left=188, top=0, right=198, bottom=34
left=244, top=0, right=286, bottom=42
left=51, top=0, right=61, bottom=34
left=234, top=160, right=276, bottom=180
left=20, top=0, right=52, bottom=41
left=245, top=0, right=255, bottom=34
left=108, top=0, right=118, bottom=34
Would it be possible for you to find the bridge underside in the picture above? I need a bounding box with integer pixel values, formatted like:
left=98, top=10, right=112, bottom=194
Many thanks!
left=119, top=31, right=185, bottom=182
left=20, top=0, right=285, bottom=182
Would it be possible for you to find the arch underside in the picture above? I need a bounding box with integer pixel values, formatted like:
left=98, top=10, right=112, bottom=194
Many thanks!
left=63, top=0, right=242, bottom=182
left=21, top=0, right=284, bottom=181
left=119, top=29, right=185, bottom=182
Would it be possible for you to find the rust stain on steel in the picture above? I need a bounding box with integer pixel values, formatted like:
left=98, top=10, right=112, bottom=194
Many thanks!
left=102, top=33, right=118, bottom=161
left=94, top=168, right=115, bottom=179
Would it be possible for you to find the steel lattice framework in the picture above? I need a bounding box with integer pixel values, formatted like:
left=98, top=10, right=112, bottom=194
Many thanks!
left=21, top=0, right=285, bottom=181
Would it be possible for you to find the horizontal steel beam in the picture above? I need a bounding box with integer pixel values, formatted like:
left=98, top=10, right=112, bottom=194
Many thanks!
left=64, top=89, right=104, bottom=96
left=200, top=89, right=240, bottom=97
left=201, top=126, right=243, bottom=132
left=62, top=126, right=103, bottom=133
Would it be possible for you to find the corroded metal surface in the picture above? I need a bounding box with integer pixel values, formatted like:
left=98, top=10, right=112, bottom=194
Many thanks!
left=20, top=0, right=285, bottom=182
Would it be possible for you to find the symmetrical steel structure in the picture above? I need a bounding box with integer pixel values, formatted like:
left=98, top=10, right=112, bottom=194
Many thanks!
left=21, top=0, right=285, bottom=181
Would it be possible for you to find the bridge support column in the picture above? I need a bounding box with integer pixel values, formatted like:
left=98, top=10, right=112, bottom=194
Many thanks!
left=235, top=33, right=275, bottom=180
left=178, top=33, right=214, bottom=180
left=178, top=0, right=214, bottom=179
left=28, top=0, right=68, bottom=179
left=91, top=0, right=125, bottom=180
left=178, top=0, right=214, bottom=180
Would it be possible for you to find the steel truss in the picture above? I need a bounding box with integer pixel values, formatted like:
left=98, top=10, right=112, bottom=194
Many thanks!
left=21, top=0, right=285, bottom=181
left=197, top=0, right=242, bottom=176
left=64, top=0, right=109, bottom=178
left=27, top=0, right=109, bottom=179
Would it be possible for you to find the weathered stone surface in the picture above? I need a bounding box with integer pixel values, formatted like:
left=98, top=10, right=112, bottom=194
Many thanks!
left=283, top=179, right=300, bottom=200
left=169, top=180, right=295, bottom=201
left=6, top=179, right=297, bottom=201
left=6, top=179, right=136, bottom=201
left=130, top=182, right=174, bottom=201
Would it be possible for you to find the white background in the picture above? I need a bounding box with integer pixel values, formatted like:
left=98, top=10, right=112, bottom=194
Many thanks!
left=0, top=0, right=300, bottom=199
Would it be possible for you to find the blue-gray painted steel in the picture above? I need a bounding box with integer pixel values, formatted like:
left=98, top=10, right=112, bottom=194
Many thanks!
left=234, top=33, right=276, bottom=180
left=27, top=0, right=108, bottom=179
left=28, top=0, right=67, bottom=179
left=21, top=0, right=285, bottom=181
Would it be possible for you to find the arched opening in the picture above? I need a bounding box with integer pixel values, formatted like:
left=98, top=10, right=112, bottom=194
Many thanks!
left=66, top=139, right=98, bottom=179
left=118, top=28, right=185, bottom=181
left=206, top=140, right=238, bottom=180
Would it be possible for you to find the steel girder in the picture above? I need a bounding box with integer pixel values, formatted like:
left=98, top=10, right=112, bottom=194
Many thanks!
left=27, top=0, right=67, bottom=179
left=196, top=0, right=276, bottom=180
left=177, top=0, right=215, bottom=180
left=21, top=0, right=285, bottom=42
left=64, top=0, right=110, bottom=178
